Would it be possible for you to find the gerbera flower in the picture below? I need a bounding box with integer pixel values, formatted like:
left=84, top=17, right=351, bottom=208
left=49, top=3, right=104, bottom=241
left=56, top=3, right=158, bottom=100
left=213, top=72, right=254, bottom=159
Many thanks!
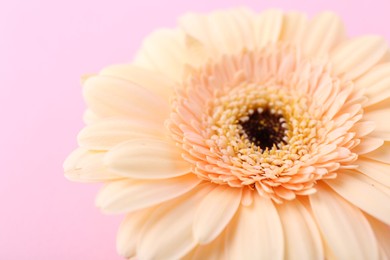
left=64, top=8, right=390, bottom=259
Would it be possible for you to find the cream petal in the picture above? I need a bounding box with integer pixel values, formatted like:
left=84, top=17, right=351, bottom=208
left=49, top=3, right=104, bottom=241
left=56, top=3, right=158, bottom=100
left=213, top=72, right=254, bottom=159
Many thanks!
left=100, top=64, right=175, bottom=101
left=325, top=170, right=390, bottom=225
left=137, top=183, right=214, bottom=260
left=310, top=184, right=379, bottom=260
left=185, top=231, right=227, bottom=260
left=352, top=137, right=384, bottom=155
left=330, top=36, right=388, bottom=80
left=356, top=158, right=390, bottom=187
left=83, top=109, right=99, bottom=125
left=95, top=174, right=201, bottom=214
left=301, top=12, right=345, bottom=58
left=364, top=108, right=390, bottom=133
left=105, top=139, right=192, bottom=179
left=77, top=118, right=163, bottom=150
left=280, top=12, right=307, bottom=44
left=277, top=199, right=323, bottom=260
left=133, top=29, right=187, bottom=82
left=83, top=75, right=169, bottom=122
left=254, top=9, right=283, bottom=49
left=362, top=141, right=390, bottom=164
left=225, top=195, right=284, bottom=260
left=355, top=63, right=390, bottom=107
left=366, top=214, right=390, bottom=259
left=116, top=208, right=154, bottom=258
left=193, top=186, right=242, bottom=244
left=63, top=148, right=120, bottom=182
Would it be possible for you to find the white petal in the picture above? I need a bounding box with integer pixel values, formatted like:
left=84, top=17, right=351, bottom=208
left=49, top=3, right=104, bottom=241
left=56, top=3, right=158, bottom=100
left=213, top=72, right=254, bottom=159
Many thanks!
left=325, top=170, right=390, bottom=225
left=83, top=75, right=169, bottom=122
left=116, top=209, right=154, bottom=258
left=301, top=12, right=345, bottom=57
left=310, top=184, right=379, bottom=260
left=95, top=174, right=201, bottom=214
left=254, top=9, right=283, bottom=49
left=280, top=12, right=307, bottom=44
left=100, top=64, right=175, bottom=101
left=193, top=186, right=242, bottom=244
left=366, top=214, right=390, bottom=259
left=137, top=183, right=214, bottom=260
left=63, top=148, right=120, bottom=182
left=77, top=118, right=163, bottom=150
left=105, top=139, right=192, bottom=179
left=330, top=36, right=388, bottom=80
left=355, top=63, right=390, bottom=106
left=133, top=29, right=187, bottom=82
left=362, top=141, right=390, bottom=164
left=356, top=158, right=390, bottom=187
left=277, top=199, right=324, bottom=260
left=225, top=195, right=284, bottom=260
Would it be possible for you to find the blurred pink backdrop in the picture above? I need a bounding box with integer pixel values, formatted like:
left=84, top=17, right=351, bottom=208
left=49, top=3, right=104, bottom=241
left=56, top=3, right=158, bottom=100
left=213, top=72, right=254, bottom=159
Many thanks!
left=1, top=0, right=389, bottom=259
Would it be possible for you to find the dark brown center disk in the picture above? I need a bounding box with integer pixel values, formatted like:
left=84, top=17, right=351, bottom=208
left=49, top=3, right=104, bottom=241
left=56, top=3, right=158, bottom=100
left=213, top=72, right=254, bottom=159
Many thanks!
left=240, top=108, right=287, bottom=150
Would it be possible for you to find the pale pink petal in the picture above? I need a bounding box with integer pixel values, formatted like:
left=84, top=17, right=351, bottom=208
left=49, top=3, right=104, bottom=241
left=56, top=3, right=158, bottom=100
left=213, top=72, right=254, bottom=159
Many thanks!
left=100, top=64, right=175, bottom=101
left=362, top=141, right=390, bottom=164
left=280, top=12, right=307, bottom=44
left=352, top=137, right=384, bottom=155
left=310, top=184, right=379, bottom=260
left=330, top=36, right=388, bottom=80
left=104, top=139, right=192, bottom=179
left=136, top=184, right=214, bottom=260
left=95, top=174, right=201, bottom=214
left=116, top=208, right=154, bottom=258
left=277, top=199, right=324, bottom=260
left=355, top=63, right=390, bottom=106
left=133, top=29, right=187, bottom=82
left=224, top=195, right=284, bottom=260
left=366, top=214, right=390, bottom=259
left=193, top=186, right=242, bottom=244
left=356, top=158, right=390, bottom=187
left=301, top=12, right=345, bottom=57
left=325, top=170, right=390, bottom=225
left=83, top=75, right=169, bottom=122
left=77, top=118, right=163, bottom=150
left=254, top=9, right=283, bottom=48
left=63, top=148, right=120, bottom=182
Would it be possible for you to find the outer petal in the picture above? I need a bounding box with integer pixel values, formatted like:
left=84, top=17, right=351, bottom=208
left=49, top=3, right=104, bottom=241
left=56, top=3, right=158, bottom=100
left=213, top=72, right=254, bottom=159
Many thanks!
left=301, top=12, right=345, bottom=58
left=136, top=183, right=214, bottom=260
left=280, top=12, right=307, bottom=45
left=356, top=158, right=390, bottom=187
left=362, top=141, right=390, bottom=164
left=83, top=75, right=169, bottom=122
left=104, top=139, right=192, bottom=179
left=63, top=148, right=120, bottom=182
left=355, top=63, right=390, bottom=107
left=330, top=36, right=388, bottom=80
left=100, top=64, right=175, bottom=101
left=116, top=208, right=154, bottom=258
left=277, top=199, right=324, bottom=260
left=95, top=174, right=201, bottom=214
left=254, top=9, right=283, bottom=49
left=310, top=184, right=379, bottom=260
left=133, top=29, right=187, bottom=82
left=77, top=118, right=164, bottom=150
left=325, top=170, right=390, bottom=225
left=193, top=186, right=242, bottom=244
left=184, top=231, right=227, bottom=260
left=224, top=195, right=284, bottom=260
left=366, top=214, right=390, bottom=259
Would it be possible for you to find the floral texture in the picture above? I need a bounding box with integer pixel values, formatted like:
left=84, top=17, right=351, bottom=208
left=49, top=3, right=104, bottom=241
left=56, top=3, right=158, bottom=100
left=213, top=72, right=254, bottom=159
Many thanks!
left=65, top=9, right=390, bottom=259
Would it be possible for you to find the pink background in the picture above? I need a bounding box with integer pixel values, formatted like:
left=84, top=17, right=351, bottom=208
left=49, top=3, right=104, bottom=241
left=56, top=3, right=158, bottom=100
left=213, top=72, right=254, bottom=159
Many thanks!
left=1, top=0, right=389, bottom=259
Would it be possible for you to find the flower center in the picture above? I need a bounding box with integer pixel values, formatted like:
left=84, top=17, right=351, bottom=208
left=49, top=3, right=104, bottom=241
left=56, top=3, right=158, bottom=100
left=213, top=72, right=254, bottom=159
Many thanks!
left=239, top=107, right=288, bottom=150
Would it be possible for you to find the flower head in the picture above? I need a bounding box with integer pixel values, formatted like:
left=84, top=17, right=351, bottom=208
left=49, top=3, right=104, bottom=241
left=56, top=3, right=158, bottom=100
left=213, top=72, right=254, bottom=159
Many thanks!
left=65, top=8, right=390, bottom=259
